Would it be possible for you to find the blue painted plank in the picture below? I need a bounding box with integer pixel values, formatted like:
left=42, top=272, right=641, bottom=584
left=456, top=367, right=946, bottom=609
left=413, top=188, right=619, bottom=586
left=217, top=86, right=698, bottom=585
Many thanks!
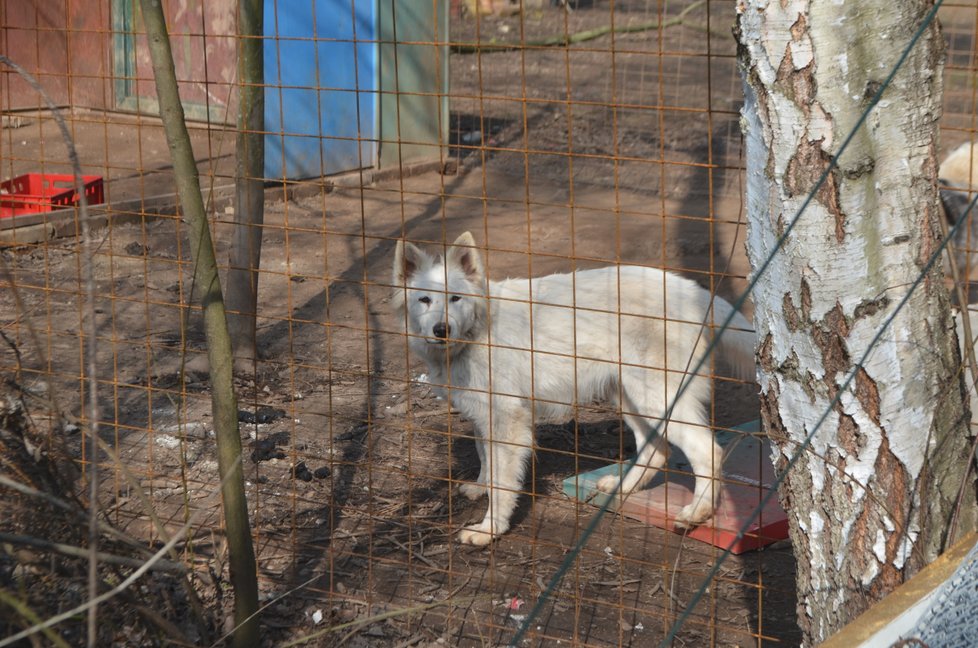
left=264, top=0, right=378, bottom=180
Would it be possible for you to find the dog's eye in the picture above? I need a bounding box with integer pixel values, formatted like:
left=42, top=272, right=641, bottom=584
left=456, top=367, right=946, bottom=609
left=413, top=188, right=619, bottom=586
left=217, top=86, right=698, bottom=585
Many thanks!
left=450, top=295, right=462, bottom=303
left=418, top=296, right=431, bottom=305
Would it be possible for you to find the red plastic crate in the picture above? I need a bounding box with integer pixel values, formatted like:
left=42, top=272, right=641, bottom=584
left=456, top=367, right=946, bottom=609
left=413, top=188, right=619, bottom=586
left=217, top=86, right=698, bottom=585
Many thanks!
left=0, top=173, right=104, bottom=218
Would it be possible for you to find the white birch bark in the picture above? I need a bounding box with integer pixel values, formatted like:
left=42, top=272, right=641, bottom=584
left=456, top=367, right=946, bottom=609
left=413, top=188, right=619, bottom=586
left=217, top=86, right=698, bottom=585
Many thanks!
left=736, top=0, right=976, bottom=643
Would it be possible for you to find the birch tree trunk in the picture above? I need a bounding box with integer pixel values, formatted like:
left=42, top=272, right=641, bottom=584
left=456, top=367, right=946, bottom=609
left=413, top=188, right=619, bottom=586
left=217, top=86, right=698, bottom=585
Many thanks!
left=736, top=1, right=977, bottom=643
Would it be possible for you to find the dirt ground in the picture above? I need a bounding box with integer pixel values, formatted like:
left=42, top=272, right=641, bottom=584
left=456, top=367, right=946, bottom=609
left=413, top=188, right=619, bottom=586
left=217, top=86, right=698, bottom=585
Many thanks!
left=0, top=1, right=814, bottom=645
left=0, top=173, right=796, bottom=646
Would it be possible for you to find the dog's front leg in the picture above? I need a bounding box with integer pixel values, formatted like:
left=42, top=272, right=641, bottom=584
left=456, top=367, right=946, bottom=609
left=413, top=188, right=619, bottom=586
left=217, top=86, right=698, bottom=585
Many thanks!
left=458, top=429, right=487, bottom=500
left=457, top=405, right=532, bottom=546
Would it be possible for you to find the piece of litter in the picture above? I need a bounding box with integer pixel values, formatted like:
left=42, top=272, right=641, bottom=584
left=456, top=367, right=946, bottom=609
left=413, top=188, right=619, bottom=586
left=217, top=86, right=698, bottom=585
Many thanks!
left=726, top=472, right=766, bottom=487
left=154, top=435, right=181, bottom=449
left=312, top=609, right=324, bottom=624
left=158, top=421, right=208, bottom=439
left=508, top=596, right=525, bottom=610
left=508, top=614, right=527, bottom=624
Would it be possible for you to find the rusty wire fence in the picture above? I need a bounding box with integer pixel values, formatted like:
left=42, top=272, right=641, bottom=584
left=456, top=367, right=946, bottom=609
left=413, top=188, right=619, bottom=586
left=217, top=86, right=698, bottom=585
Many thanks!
left=1, top=1, right=977, bottom=646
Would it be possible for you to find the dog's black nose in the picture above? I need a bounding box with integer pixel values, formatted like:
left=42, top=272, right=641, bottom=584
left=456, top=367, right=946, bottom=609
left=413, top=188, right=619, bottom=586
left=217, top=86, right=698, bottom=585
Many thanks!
left=432, top=322, right=450, bottom=339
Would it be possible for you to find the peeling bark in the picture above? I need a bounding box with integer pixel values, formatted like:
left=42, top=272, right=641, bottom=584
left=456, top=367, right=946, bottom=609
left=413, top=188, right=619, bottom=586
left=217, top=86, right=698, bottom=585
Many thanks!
left=736, top=0, right=977, bottom=643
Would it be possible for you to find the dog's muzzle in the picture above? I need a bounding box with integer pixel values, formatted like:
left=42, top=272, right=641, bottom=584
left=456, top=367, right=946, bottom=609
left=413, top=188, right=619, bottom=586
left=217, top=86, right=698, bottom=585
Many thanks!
left=430, top=322, right=450, bottom=343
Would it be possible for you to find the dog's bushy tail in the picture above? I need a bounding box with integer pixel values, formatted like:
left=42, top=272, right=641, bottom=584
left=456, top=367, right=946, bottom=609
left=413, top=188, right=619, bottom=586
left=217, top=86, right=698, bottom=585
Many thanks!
left=710, top=296, right=756, bottom=381
left=940, top=141, right=978, bottom=190
left=940, top=141, right=978, bottom=226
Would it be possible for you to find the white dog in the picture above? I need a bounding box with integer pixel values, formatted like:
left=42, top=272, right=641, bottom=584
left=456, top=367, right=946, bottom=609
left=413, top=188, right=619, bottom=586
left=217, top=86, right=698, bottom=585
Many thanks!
left=392, top=232, right=756, bottom=545
left=940, top=140, right=978, bottom=278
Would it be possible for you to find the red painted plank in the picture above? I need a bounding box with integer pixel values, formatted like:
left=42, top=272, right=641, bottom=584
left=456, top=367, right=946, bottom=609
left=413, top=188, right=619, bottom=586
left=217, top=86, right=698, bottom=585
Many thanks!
left=563, top=423, right=790, bottom=554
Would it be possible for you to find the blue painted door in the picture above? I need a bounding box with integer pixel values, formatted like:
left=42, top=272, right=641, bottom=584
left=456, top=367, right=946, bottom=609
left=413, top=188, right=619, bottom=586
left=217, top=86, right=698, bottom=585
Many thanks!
left=264, top=0, right=378, bottom=180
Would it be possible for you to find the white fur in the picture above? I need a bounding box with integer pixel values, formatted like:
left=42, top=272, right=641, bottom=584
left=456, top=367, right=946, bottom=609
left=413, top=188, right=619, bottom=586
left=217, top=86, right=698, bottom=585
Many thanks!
left=941, top=141, right=978, bottom=190
left=939, top=141, right=978, bottom=279
left=392, top=232, right=756, bottom=546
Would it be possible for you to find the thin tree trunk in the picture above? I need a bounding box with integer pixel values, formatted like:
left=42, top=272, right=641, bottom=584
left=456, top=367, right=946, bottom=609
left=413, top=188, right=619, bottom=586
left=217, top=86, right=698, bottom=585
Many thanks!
left=736, top=0, right=977, bottom=643
left=226, top=0, right=265, bottom=370
left=138, top=3, right=260, bottom=645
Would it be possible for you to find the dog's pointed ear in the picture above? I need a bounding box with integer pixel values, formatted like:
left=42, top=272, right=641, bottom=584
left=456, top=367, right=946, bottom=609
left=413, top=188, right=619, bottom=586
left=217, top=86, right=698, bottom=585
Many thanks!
left=446, top=232, right=485, bottom=283
left=394, top=239, right=432, bottom=288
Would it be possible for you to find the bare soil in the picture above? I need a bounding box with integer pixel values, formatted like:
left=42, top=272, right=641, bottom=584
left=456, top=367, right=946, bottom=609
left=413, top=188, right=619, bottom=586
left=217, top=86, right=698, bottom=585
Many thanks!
left=1, top=169, right=795, bottom=646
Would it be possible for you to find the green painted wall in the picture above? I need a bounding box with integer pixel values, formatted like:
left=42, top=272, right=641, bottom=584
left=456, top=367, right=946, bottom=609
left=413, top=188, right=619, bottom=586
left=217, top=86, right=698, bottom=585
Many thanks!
left=378, top=0, right=450, bottom=170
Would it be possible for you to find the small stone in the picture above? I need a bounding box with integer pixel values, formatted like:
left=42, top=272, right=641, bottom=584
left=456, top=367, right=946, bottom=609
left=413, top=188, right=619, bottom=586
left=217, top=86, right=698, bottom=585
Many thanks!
left=292, top=461, right=313, bottom=482
left=238, top=406, right=286, bottom=425
left=124, top=241, right=148, bottom=256
left=250, top=438, right=286, bottom=463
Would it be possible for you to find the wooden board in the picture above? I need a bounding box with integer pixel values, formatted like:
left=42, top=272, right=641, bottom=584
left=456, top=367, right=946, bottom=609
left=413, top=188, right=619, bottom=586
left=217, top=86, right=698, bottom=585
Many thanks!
left=562, top=421, right=789, bottom=554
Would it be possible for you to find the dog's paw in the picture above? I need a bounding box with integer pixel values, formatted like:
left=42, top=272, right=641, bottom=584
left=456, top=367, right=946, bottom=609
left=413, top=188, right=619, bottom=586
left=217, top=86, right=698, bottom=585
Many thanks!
left=595, top=473, right=628, bottom=494
left=457, top=519, right=508, bottom=546
left=674, top=502, right=714, bottom=530
left=459, top=482, right=487, bottom=500
left=457, top=525, right=496, bottom=546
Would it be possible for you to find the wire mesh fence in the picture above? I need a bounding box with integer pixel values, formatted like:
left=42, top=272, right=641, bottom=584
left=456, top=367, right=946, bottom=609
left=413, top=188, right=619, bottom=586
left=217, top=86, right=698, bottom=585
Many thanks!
left=1, top=0, right=976, bottom=646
